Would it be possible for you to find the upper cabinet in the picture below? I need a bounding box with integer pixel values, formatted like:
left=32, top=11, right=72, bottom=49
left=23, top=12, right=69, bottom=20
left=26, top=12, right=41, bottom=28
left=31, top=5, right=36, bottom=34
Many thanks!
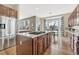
left=68, top=5, right=79, bottom=27
left=0, top=4, right=17, bottom=18
left=77, top=5, right=79, bottom=25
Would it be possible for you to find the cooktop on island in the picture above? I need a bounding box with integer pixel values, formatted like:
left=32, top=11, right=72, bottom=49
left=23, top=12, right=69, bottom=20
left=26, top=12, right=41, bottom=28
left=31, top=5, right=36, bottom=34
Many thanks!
left=29, top=31, right=45, bottom=35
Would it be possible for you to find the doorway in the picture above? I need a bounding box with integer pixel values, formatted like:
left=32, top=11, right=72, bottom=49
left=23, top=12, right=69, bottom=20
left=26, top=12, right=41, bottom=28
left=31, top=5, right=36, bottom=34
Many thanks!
left=44, top=16, right=63, bottom=48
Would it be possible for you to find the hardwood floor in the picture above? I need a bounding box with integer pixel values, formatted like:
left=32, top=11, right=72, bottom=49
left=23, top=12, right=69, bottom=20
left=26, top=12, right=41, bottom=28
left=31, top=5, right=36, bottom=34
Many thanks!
left=0, top=37, right=74, bottom=55
left=44, top=37, right=74, bottom=55
left=0, top=46, right=16, bottom=55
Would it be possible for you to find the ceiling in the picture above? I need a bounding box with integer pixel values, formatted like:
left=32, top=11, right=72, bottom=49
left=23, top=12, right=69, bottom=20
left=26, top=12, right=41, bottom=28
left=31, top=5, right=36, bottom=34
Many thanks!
left=18, top=4, right=77, bottom=19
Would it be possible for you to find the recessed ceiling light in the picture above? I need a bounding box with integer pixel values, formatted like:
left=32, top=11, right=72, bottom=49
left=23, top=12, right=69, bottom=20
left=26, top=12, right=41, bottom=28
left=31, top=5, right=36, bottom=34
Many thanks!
left=35, top=8, right=39, bottom=10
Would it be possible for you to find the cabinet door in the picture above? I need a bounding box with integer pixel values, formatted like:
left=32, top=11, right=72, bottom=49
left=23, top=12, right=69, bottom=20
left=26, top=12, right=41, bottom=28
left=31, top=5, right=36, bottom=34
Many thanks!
left=47, top=33, right=50, bottom=47
left=46, top=34, right=49, bottom=48
left=43, top=35, right=47, bottom=51
left=33, top=38, right=38, bottom=55
left=77, top=41, right=79, bottom=55
left=9, top=8, right=12, bottom=17
left=16, top=35, right=32, bottom=55
left=77, top=5, right=79, bottom=16
left=48, top=33, right=52, bottom=46
left=0, top=5, right=4, bottom=15
left=37, top=37, right=43, bottom=55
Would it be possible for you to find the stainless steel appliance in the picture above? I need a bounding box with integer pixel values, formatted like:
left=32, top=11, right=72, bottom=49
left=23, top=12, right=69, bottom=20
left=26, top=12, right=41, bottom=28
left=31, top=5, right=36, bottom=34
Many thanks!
left=0, top=16, right=16, bottom=50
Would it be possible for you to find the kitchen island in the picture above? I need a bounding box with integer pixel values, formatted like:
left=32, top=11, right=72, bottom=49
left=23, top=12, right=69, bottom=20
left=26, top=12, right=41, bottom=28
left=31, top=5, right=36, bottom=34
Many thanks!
left=16, top=32, right=52, bottom=55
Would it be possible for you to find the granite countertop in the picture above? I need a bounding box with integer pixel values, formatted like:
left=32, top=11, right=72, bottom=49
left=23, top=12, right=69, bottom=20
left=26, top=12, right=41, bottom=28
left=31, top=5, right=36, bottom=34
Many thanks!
left=65, top=26, right=79, bottom=36
left=17, top=31, right=50, bottom=38
left=65, top=27, right=79, bottom=36
left=65, top=30, right=79, bottom=36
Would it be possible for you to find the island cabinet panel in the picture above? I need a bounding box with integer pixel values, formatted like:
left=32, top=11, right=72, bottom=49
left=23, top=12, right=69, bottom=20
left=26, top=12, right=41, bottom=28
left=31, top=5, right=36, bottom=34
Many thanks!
left=37, top=36, right=44, bottom=55
left=48, top=33, right=52, bottom=45
left=16, top=35, right=33, bottom=55
left=32, top=37, right=38, bottom=55
left=32, top=33, right=52, bottom=55
left=43, top=34, right=48, bottom=51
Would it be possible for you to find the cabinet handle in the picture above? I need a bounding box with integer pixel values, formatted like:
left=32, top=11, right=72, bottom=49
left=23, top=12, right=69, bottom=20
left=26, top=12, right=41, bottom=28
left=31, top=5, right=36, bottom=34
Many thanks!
left=20, top=41, right=22, bottom=45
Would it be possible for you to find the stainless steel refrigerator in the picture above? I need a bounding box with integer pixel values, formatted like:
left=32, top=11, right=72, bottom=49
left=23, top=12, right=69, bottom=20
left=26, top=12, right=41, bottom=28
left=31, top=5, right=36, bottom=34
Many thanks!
left=0, top=16, right=16, bottom=50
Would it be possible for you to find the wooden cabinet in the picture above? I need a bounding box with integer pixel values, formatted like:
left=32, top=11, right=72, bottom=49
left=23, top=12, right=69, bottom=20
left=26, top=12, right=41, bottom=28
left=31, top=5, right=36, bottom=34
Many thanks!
left=68, top=5, right=79, bottom=27
left=16, top=32, right=52, bottom=55
left=0, top=4, right=17, bottom=18
left=43, top=35, right=48, bottom=51
left=0, top=5, right=5, bottom=15
left=9, top=8, right=17, bottom=18
left=16, top=35, right=33, bottom=55
left=35, top=33, right=51, bottom=55
left=37, top=36, right=44, bottom=55
left=32, top=37, right=38, bottom=55
left=76, top=36, right=79, bottom=54
left=66, top=5, right=79, bottom=55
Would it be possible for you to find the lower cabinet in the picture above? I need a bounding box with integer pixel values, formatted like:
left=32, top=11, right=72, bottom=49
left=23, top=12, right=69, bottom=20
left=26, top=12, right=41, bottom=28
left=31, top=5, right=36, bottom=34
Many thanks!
left=33, top=33, right=52, bottom=55
left=16, top=32, right=52, bottom=55
left=37, top=37, right=44, bottom=55
left=32, top=37, right=38, bottom=55
left=76, top=36, right=79, bottom=55
left=77, top=41, right=79, bottom=54
left=43, top=35, right=48, bottom=52
left=16, top=35, right=33, bottom=55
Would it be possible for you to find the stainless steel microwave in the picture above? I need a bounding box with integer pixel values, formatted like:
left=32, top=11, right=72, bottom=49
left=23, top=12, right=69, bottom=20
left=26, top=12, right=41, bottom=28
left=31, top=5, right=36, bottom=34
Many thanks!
left=0, top=24, right=5, bottom=29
